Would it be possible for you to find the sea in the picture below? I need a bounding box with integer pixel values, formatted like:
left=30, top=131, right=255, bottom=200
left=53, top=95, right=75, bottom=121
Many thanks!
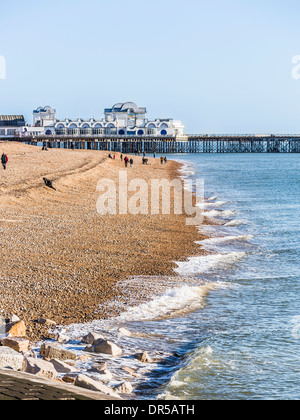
left=59, top=153, right=299, bottom=401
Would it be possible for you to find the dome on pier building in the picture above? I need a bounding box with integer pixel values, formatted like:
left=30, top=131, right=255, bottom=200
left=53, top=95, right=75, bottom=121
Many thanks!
left=111, top=102, right=147, bottom=114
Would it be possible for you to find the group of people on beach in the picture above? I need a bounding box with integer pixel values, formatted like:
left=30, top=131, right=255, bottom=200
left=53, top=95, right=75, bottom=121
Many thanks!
left=108, top=153, right=134, bottom=167
left=109, top=152, right=167, bottom=168
left=160, top=156, right=168, bottom=165
left=1, top=153, right=8, bottom=170
left=120, top=154, right=134, bottom=168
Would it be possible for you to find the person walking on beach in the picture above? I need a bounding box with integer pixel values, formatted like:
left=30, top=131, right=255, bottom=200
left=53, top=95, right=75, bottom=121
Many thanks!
left=130, top=158, right=133, bottom=168
left=160, top=156, right=164, bottom=165
left=164, top=156, right=168, bottom=165
left=124, top=156, right=129, bottom=167
left=1, top=153, right=8, bottom=170
left=120, top=154, right=123, bottom=161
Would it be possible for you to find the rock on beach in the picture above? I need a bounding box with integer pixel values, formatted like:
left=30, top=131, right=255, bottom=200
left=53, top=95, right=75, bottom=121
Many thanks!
left=40, top=343, right=77, bottom=361
left=49, top=359, right=80, bottom=374
left=135, top=352, right=153, bottom=363
left=93, top=339, right=123, bottom=357
left=114, top=381, right=133, bottom=394
left=22, top=357, right=57, bottom=380
left=81, top=332, right=104, bottom=345
left=74, top=374, right=120, bottom=398
left=0, top=347, right=24, bottom=371
left=5, top=321, right=26, bottom=337
left=1, top=337, right=29, bottom=353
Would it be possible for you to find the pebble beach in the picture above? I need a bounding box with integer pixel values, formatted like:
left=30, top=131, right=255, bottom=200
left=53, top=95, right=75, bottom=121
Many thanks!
left=0, top=142, right=204, bottom=341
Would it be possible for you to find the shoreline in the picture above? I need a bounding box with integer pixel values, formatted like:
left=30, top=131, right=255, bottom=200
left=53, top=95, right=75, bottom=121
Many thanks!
left=0, top=142, right=206, bottom=341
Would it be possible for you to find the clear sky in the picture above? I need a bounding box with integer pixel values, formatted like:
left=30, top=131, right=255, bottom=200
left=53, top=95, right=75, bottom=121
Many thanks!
left=1, top=0, right=300, bottom=133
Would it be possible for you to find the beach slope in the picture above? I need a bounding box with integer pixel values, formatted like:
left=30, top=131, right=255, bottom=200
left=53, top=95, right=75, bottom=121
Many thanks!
left=0, top=143, right=203, bottom=339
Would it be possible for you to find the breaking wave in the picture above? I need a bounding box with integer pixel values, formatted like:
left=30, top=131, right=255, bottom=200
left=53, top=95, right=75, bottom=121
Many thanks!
left=223, top=219, right=248, bottom=227
left=203, top=210, right=237, bottom=218
left=117, top=283, right=225, bottom=322
left=174, top=252, right=247, bottom=276
left=199, top=235, right=253, bottom=246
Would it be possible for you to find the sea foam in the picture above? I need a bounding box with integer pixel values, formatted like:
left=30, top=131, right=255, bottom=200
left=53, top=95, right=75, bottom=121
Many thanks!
left=223, top=219, right=248, bottom=227
left=116, top=283, right=229, bottom=322
left=203, top=210, right=236, bottom=218
left=199, top=235, right=254, bottom=246
left=174, top=252, right=246, bottom=276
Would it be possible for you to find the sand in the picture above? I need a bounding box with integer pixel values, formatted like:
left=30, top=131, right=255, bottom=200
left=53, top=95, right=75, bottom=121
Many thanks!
left=0, top=142, right=205, bottom=340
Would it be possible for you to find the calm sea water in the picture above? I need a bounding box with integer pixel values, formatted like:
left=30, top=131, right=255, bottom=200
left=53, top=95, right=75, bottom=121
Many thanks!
left=157, top=153, right=300, bottom=400
left=63, top=153, right=299, bottom=400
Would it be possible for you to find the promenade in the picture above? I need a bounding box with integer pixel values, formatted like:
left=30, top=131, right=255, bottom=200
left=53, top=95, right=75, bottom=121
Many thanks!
left=0, top=369, right=115, bottom=400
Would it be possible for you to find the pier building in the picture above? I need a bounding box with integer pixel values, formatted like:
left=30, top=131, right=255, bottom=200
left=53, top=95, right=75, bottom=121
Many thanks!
left=15, top=102, right=185, bottom=139
left=0, top=115, right=25, bottom=138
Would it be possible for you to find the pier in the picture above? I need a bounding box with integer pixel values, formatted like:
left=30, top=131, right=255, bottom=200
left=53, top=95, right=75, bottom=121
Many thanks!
left=2, top=135, right=300, bottom=153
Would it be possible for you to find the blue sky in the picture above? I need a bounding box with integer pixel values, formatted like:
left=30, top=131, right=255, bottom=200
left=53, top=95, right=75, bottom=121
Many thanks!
left=1, top=0, right=300, bottom=133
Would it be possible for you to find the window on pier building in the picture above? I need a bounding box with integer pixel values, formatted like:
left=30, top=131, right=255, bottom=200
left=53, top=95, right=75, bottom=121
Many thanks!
left=147, top=129, right=156, bottom=135
left=93, top=128, right=104, bottom=135
left=80, top=128, right=91, bottom=135
left=68, top=129, right=78, bottom=135
left=56, top=129, right=66, bottom=135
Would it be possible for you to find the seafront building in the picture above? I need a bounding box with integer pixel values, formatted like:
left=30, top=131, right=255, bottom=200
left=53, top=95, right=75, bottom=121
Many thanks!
left=0, top=103, right=185, bottom=139
left=0, top=115, right=25, bottom=138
